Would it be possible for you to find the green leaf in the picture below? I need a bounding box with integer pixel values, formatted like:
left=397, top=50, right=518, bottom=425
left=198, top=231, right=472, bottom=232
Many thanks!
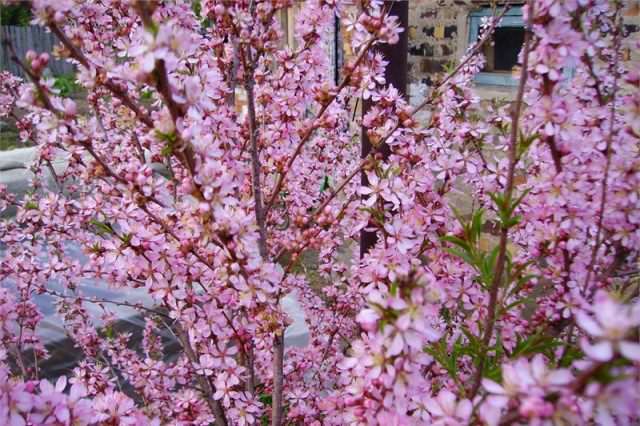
left=140, top=89, right=154, bottom=102
left=53, top=74, right=81, bottom=97
left=444, top=247, right=475, bottom=267
left=441, top=235, right=471, bottom=252
left=389, top=281, right=398, bottom=297
left=471, top=209, right=484, bottom=243
left=156, top=131, right=177, bottom=157
left=89, top=219, right=114, bottom=235
left=509, top=188, right=532, bottom=216
left=510, top=332, right=561, bottom=359
left=320, top=175, right=330, bottom=192
left=516, top=131, right=539, bottom=160
left=259, top=394, right=272, bottom=406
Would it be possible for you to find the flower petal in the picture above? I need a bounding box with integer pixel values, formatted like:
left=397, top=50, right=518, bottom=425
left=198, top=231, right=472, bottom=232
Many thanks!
left=386, top=333, right=404, bottom=357
left=619, top=341, right=640, bottom=361
left=581, top=339, right=613, bottom=362
left=482, top=378, right=506, bottom=395
left=575, top=311, right=604, bottom=337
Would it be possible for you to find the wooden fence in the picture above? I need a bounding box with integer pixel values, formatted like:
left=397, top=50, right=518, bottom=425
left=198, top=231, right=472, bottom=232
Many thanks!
left=1, top=25, right=75, bottom=77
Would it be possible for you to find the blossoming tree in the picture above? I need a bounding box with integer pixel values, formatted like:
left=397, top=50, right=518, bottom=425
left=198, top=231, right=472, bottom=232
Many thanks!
left=1, top=0, right=639, bottom=424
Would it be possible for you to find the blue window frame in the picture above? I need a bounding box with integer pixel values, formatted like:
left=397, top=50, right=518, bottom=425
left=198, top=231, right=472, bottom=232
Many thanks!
left=468, top=6, right=523, bottom=87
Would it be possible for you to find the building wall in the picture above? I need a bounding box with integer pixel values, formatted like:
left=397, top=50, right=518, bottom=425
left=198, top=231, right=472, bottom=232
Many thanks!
left=407, top=0, right=640, bottom=102
left=408, top=0, right=471, bottom=88
left=623, top=1, right=640, bottom=64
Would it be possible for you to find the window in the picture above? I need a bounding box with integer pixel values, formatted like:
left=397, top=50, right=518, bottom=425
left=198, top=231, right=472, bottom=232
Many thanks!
left=468, top=6, right=524, bottom=87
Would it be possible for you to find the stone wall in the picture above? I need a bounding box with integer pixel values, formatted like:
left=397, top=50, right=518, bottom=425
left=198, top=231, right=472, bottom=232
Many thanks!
left=406, top=0, right=640, bottom=102
left=407, top=0, right=470, bottom=88
left=623, top=1, right=640, bottom=64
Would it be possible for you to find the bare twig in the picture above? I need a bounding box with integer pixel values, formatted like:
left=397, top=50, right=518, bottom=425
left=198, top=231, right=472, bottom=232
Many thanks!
left=173, top=324, right=229, bottom=426
left=43, top=289, right=170, bottom=318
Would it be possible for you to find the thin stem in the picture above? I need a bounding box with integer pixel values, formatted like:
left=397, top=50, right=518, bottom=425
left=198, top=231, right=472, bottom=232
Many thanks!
left=583, top=11, right=622, bottom=297
left=469, top=0, right=534, bottom=399
left=173, top=324, right=229, bottom=426
left=264, top=37, right=377, bottom=216
left=298, top=6, right=511, bottom=216
left=271, top=331, right=285, bottom=426
left=48, top=22, right=154, bottom=127
left=43, top=289, right=170, bottom=318
left=243, top=68, right=268, bottom=258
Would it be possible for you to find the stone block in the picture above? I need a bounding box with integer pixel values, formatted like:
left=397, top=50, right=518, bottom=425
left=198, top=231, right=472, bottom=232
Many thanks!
left=421, top=59, right=444, bottom=73
left=409, top=26, right=418, bottom=40
left=421, top=9, right=437, bottom=19
left=623, top=24, right=638, bottom=37
left=441, top=44, right=453, bottom=56
left=424, top=43, right=434, bottom=56
left=624, top=1, right=640, bottom=16
left=409, top=43, right=435, bottom=57
left=444, top=25, right=457, bottom=38
left=421, top=76, right=434, bottom=86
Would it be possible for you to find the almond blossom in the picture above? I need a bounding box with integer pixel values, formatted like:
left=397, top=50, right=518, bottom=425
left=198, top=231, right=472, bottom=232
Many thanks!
left=0, top=0, right=638, bottom=425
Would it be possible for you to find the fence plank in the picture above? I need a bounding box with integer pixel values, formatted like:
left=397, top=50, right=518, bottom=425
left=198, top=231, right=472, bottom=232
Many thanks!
left=1, top=25, right=75, bottom=77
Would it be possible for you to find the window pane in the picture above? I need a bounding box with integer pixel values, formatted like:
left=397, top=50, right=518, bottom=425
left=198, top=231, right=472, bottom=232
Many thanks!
left=493, top=27, right=524, bottom=71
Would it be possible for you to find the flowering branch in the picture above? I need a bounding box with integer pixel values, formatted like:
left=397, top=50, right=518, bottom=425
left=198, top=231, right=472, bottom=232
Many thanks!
left=469, top=0, right=534, bottom=399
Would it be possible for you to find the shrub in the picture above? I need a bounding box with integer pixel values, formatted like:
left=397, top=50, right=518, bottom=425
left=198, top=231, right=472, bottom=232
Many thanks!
left=0, top=1, right=638, bottom=425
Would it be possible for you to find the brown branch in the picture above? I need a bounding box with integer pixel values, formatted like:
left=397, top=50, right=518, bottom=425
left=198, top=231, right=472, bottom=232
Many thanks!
left=242, top=60, right=269, bottom=258
left=2, top=33, right=58, bottom=114
left=173, top=324, right=229, bottom=426
left=43, top=289, right=170, bottom=318
left=4, top=31, right=167, bottom=211
left=297, top=6, right=512, bottom=215
left=263, top=37, right=377, bottom=216
left=469, top=0, right=534, bottom=399
left=583, top=11, right=622, bottom=297
left=48, top=22, right=154, bottom=128
left=271, top=331, right=285, bottom=426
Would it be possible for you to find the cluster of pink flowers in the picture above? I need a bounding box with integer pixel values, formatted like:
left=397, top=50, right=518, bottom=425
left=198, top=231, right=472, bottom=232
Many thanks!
left=0, top=358, right=155, bottom=425
left=0, top=0, right=638, bottom=425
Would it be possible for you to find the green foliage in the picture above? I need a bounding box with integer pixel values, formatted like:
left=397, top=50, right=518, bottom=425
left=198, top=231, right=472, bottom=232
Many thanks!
left=516, top=130, right=539, bottom=161
left=557, top=345, right=582, bottom=368
left=425, top=337, right=464, bottom=392
left=140, top=89, right=154, bottom=102
left=441, top=208, right=498, bottom=289
left=1, top=4, right=32, bottom=26
left=425, top=326, right=506, bottom=394
left=53, top=74, right=82, bottom=97
left=511, top=332, right=562, bottom=360
left=489, top=188, right=530, bottom=230
left=89, top=218, right=115, bottom=236
left=24, top=200, right=38, bottom=210
left=191, top=0, right=202, bottom=18
left=259, top=393, right=272, bottom=406
left=320, top=175, right=330, bottom=192
left=156, top=130, right=178, bottom=157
